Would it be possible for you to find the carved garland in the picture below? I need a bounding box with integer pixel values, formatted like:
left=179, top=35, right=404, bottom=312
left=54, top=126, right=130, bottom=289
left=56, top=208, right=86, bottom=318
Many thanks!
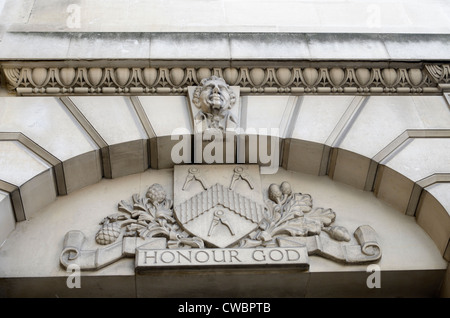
left=3, top=64, right=450, bottom=95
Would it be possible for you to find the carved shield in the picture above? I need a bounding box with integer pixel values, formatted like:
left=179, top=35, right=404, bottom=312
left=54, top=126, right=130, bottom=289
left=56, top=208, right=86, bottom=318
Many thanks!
left=173, top=165, right=266, bottom=248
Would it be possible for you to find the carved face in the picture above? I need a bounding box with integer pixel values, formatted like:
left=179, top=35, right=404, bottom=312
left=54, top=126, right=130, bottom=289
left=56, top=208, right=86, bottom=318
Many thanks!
left=193, top=76, right=235, bottom=114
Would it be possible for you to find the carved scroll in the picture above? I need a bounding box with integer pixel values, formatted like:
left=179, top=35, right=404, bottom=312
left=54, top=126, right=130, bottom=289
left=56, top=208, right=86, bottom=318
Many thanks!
left=277, top=225, right=381, bottom=264
left=60, top=230, right=166, bottom=270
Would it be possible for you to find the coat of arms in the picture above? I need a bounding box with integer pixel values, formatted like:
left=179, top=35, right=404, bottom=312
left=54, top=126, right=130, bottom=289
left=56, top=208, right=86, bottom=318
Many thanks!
left=60, top=164, right=382, bottom=271
left=173, top=165, right=265, bottom=248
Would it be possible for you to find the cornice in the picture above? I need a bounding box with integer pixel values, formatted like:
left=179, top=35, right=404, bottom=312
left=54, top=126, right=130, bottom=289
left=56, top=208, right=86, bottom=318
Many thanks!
left=1, top=63, right=449, bottom=96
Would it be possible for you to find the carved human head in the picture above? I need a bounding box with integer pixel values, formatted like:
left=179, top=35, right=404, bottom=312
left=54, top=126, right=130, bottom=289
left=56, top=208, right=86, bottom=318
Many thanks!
left=193, top=76, right=236, bottom=114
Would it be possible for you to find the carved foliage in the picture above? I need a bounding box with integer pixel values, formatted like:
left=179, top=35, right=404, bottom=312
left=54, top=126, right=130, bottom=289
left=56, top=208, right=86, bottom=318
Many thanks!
left=96, top=181, right=353, bottom=250
left=99, top=183, right=205, bottom=249
left=239, top=181, right=351, bottom=247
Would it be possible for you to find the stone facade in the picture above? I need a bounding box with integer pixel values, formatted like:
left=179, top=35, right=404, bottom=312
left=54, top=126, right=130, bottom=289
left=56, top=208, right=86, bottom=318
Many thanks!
left=0, top=0, right=449, bottom=298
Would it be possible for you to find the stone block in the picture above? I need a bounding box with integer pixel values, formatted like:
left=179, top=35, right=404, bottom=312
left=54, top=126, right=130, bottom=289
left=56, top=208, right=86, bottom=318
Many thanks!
left=0, top=191, right=15, bottom=247
left=284, top=139, right=325, bottom=176
left=62, top=150, right=102, bottom=194
left=329, top=148, right=371, bottom=190
left=416, top=184, right=450, bottom=258
left=374, top=165, right=415, bottom=214
left=136, top=267, right=309, bottom=297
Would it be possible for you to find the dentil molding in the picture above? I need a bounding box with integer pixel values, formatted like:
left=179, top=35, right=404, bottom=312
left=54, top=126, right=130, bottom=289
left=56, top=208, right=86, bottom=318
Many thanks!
left=2, top=63, right=450, bottom=96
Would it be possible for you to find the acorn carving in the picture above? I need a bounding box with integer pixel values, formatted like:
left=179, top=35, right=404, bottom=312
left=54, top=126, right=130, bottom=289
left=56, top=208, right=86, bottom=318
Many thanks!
left=280, top=181, right=292, bottom=196
left=269, top=182, right=292, bottom=205
left=268, top=183, right=283, bottom=204
left=323, top=226, right=351, bottom=242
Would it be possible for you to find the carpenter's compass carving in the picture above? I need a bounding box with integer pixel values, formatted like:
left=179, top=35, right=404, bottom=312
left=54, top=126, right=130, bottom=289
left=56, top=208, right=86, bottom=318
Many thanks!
left=208, top=210, right=236, bottom=237
left=229, top=166, right=254, bottom=190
